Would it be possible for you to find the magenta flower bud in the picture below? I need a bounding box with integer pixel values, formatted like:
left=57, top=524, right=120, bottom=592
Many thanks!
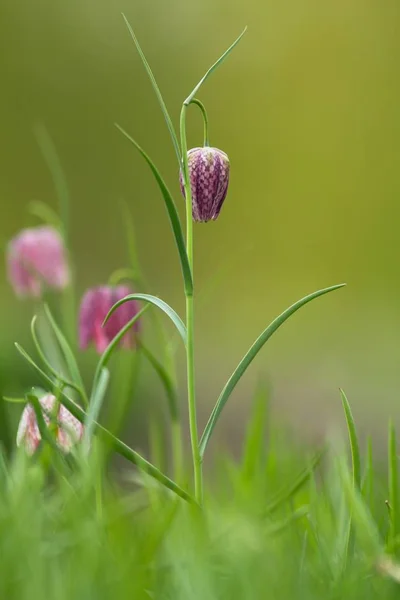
left=16, top=393, right=84, bottom=455
left=6, top=226, right=70, bottom=298
left=179, top=146, right=230, bottom=222
left=78, top=285, right=140, bottom=354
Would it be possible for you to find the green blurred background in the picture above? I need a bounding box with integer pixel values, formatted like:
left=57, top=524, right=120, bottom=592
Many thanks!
left=1, top=0, right=400, bottom=452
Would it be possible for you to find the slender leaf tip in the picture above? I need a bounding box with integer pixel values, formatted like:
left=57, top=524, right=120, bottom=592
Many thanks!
left=184, top=26, right=248, bottom=106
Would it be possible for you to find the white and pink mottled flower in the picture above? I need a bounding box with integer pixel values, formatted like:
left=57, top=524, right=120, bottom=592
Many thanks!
left=16, top=394, right=83, bottom=455
left=6, top=226, right=70, bottom=298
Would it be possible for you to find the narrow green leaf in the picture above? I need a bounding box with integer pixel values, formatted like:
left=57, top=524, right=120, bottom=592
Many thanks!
left=184, top=27, right=247, bottom=105
left=28, top=200, right=62, bottom=230
left=33, top=123, right=70, bottom=244
left=108, top=267, right=137, bottom=287
left=31, top=315, right=83, bottom=398
left=264, top=449, right=324, bottom=515
left=388, top=420, right=399, bottom=549
left=336, top=452, right=382, bottom=559
left=84, top=368, right=110, bottom=454
left=15, top=343, right=57, bottom=386
left=241, top=382, right=269, bottom=481
left=103, top=292, right=187, bottom=346
left=3, top=396, right=26, bottom=404
left=93, top=304, right=149, bottom=387
left=362, top=437, right=374, bottom=510
left=199, top=283, right=345, bottom=457
left=340, top=389, right=361, bottom=489
left=15, top=343, right=193, bottom=503
left=121, top=13, right=181, bottom=164
left=266, top=505, right=309, bottom=536
left=43, top=305, right=88, bottom=405
left=26, top=393, right=60, bottom=454
left=115, top=124, right=192, bottom=295
left=140, top=343, right=179, bottom=420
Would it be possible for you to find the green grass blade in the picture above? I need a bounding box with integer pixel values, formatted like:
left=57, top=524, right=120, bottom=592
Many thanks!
left=28, top=200, right=62, bottom=230
left=362, top=437, right=374, bottom=510
left=44, top=305, right=87, bottom=405
left=103, top=293, right=187, bottom=346
left=140, top=343, right=179, bottom=421
left=15, top=343, right=57, bottom=387
left=83, top=368, right=110, bottom=454
left=115, top=124, right=193, bottom=296
left=264, top=449, right=325, bottom=515
left=121, top=13, right=181, bottom=165
left=340, top=388, right=361, bottom=489
left=33, top=123, right=70, bottom=244
left=266, top=505, right=309, bottom=536
left=241, top=382, right=269, bottom=481
left=26, top=393, right=60, bottom=455
left=15, top=343, right=193, bottom=503
left=3, top=397, right=26, bottom=404
left=388, top=420, right=399, bottom=550
left=93, top=305, right=149, bottom=387
left=199, top=283, right=345, bottom=457
left=336, top=451, right=382, bottom=559
left=184, top=27, right=247, bottom=105
left=31, top=315, right=83, bottom=398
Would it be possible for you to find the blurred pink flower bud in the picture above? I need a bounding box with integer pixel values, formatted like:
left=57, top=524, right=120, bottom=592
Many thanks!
left=16, top=393, right=83, bottom=455
left=78, top=285, right=140, bottom=354
left=6, top=226, right=70, bottom=298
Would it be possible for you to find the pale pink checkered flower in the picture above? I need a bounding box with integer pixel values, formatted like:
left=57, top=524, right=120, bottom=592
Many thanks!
left=16, top=393, right=84, bottom=455
left=6, top=226, right=70, bottom=298
left=179, top=147, right=230, bottom=222
left=79, top=285, right=140, bottom=354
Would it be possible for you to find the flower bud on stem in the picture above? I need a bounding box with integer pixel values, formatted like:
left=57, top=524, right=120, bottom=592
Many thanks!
left=180, top=103, right=203, bottom=505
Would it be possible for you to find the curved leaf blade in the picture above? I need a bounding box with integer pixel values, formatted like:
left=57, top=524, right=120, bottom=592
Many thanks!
left=121, top=13, right=181, bottom=165
left=92, top=304, right=149, bottom=387
left=31, top=315, right=83, bottom=398
left=340, top=388, right=361, bottom=489
left=184, top=27, right=247, bottom=105
left=84, top=367, right=110, bottom=454
left=44, top=305, right=87, bottom=400
left=29, top=200, right=63, bottom=231
left=141, top=343, right=179, bottom=420
left=264, top=449, right=325, bottom=515
left=15, top=343, right=193, bottom=503
left=115, top=124, right=193, bottom=296
left=103, top=293, right=187, bottom=346
left=199, top=283, right=346, bottom=457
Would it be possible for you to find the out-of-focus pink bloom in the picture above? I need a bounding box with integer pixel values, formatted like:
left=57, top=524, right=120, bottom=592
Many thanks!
left=6, top=226, right=70, bottom=297
left=16, top=393, right=84, bottom=455
left=78, top=285, right=140, bottom=354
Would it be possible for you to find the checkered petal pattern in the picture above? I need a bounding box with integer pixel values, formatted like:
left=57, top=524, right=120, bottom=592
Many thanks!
left=179, top=147, right=230, bottom=222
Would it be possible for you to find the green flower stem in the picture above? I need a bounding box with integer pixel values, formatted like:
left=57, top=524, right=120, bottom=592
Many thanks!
left=189, top=99, right=210, bottom=146
left=180, top=103, right=203, bottom=505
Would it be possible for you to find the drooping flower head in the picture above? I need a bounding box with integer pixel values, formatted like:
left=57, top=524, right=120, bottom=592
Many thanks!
left=78, top=285, right=140, bottom=354
left=179, top=146, right=230, bottom=222
left=6, top=226, right=70, bottom=297
left=16, top=393, right=83, bottom=455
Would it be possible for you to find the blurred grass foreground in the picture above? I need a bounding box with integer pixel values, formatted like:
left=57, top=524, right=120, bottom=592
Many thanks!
left=2, top=2, right=400, bottom=598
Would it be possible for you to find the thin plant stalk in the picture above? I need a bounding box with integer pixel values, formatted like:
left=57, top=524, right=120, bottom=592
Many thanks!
left=180, top=103, right=203, bottom=504
left=189, top=99, right=210, bottom=146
